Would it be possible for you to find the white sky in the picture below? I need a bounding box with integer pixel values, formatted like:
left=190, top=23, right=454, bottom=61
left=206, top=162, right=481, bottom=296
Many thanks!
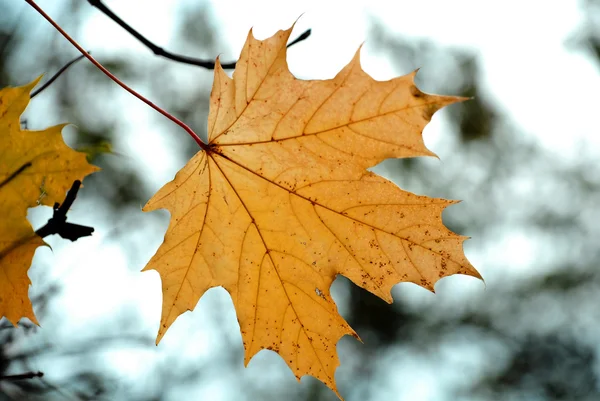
left=18, top=0, right=600, bottom=400
left=80, top=0, right=600, bottom=155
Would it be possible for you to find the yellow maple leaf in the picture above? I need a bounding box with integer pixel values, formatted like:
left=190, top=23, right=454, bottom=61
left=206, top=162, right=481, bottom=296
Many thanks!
left=0, top=78, right=99, bottom=325
left=143, top=26, right=480, bottom=397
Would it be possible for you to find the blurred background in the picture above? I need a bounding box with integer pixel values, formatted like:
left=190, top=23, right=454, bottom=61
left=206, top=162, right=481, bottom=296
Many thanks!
left=2, top=0, right=600, bottom=400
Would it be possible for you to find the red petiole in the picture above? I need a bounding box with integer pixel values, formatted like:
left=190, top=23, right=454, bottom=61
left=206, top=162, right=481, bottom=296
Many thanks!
left=25, top=0, right=208, bottom=151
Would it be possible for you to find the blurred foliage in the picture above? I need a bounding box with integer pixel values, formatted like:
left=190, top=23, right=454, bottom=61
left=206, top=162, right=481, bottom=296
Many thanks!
left=570, top=0, right=600, bottom=69
left=2, top=1, right=600, bottom=401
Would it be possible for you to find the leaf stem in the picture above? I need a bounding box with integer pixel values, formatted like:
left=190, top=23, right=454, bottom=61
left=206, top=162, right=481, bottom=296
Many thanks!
left=24, top=0, right=208, bottom=150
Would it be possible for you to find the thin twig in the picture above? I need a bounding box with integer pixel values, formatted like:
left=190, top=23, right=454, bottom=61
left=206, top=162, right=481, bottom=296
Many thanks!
left=0, top=371, right=44, bottom=381
left=87, top=0, right=311, bottom=69
left=25, top=0, right=207, bottom=150
left=36, top=180, right=94, bottom=241
left=31, top=54, right=87, bottom=99
left=0, top=180, right=94, bottom=265
left=287, top=29, right=311, bottom=48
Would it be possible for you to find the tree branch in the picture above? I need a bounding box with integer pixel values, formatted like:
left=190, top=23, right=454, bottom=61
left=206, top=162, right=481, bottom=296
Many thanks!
left=0, top=371, right=44, bottom=381
left=87, top=0, right=311, bottom=69
left=35, top=180, right=94, bottom=241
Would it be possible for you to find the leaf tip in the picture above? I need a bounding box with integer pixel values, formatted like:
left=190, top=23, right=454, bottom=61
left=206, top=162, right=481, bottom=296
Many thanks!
left=452, top=95, right=472, bottom=104
left=26, top=75, right=44, bottom=93
left=351, top=44, right=364, bottom=65
left=141, top=197, right=158, bottom=213
left=155, top=326, right=167, bottom=345
left=423, top=147, right=440, bottom=160
left=290, top=15, right=302, bottom=29
left=351, top=329, right=362, bottom=344
left=247, top=26, right=256, bottom=41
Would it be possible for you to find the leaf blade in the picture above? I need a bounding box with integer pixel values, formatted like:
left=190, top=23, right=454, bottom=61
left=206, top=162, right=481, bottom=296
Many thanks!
left=144, top=24, right=479, bottom=397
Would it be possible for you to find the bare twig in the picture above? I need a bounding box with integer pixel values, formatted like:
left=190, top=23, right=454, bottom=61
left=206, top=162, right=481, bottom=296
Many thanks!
left=31, top=54, right=87, bottom=99
left=287, top=28, right=311, bottom=48
left=0, top=180, right=94, bottom=261
left=36, top=180, right=94, bottom=241
left=1, top=174, right=92, bottom=241
left=87, top=0, right=311, bottom=69
left=0, top=371, right=44, bottom=381
left=25, top=0, right=207, bottom=149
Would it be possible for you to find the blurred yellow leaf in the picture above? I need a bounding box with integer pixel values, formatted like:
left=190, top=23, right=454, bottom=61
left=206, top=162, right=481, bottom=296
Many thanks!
left=144, top=25, right=480, bottom=398
left=0, top=78, right=99, bottom=325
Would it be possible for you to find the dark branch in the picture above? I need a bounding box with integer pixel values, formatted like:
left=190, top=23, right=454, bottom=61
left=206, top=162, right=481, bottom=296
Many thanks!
left=0, top=371, right=44, bottom=381
left=87, top=0, right=311, bottom=69
left=36, top=180, right=95, bottom=241
left=31, top=53, right=87, bottom=99
left=287, top=28, right=311, bottom=48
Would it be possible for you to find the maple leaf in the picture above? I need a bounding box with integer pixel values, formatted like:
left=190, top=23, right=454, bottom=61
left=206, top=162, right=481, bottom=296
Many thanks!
left=143, top=26, right=480, bottom=396
left=0, top=78, right=99, bottom=325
